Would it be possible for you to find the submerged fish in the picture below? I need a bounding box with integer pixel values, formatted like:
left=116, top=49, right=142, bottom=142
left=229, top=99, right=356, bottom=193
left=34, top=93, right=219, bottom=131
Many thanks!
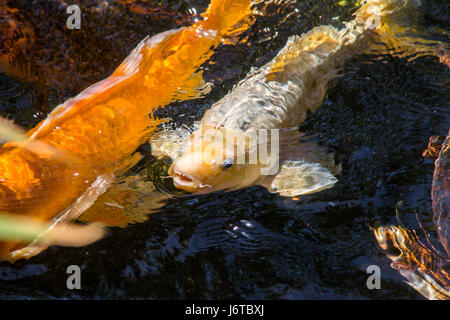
left=157, top=0, right=423, bottom=197
left=374, top=132, right=450, bottom=300
left=0, top=0, right=251, bottom=262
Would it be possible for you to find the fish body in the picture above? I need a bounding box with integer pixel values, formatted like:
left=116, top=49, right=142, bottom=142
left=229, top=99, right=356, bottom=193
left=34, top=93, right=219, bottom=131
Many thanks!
left=0, top=0, right=251, bottom=261
left=167, top=0, right=420, bottom=196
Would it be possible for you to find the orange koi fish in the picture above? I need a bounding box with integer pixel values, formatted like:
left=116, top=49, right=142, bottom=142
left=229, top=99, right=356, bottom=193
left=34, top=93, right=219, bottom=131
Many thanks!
left=0, top=0, right=251, bottom=262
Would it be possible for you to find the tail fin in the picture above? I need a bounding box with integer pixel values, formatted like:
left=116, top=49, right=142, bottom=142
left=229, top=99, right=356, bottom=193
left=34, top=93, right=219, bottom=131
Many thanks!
left=291, top=0, right=447, bottom=63
left=201, top=0, right=251, bottom=35
left=354, top=0, right=422, bottom=26
left=272, top=0, right=424, bottom=65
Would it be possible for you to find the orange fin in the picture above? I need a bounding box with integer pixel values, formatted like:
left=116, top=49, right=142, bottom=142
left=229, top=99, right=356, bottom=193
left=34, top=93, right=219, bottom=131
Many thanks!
left=201, top=0, right=251, bottom=35
left=3, top=173, right=115, bottom=262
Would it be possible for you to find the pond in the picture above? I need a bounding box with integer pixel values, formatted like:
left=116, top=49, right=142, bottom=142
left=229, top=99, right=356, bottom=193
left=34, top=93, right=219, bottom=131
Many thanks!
left=0, top=0, right=448, bottom=299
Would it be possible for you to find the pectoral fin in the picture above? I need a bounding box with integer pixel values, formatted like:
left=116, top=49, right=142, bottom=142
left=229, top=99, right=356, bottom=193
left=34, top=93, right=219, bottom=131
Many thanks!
left=263, top=160, right=338, bottom=197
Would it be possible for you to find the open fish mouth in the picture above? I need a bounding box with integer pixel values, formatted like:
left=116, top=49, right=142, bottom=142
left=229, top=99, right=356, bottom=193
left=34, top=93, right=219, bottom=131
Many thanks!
left=172, top=170, right=196, bottom=186
left=169, top=167, right=212, bottom=192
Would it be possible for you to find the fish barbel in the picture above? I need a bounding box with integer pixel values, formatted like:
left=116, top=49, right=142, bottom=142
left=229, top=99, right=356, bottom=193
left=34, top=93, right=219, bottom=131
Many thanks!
left=0, top=0, right=251, bottom=262
left=163, top=0, right=425, bottom=196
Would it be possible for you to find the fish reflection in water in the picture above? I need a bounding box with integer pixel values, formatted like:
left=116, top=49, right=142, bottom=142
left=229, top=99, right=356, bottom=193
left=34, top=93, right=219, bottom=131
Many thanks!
left=374, top=132, right=450, bottom=300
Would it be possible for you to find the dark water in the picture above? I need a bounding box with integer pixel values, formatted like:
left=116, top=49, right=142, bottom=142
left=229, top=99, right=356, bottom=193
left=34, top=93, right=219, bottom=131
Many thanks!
left=0, top=0, right=449, bottom=299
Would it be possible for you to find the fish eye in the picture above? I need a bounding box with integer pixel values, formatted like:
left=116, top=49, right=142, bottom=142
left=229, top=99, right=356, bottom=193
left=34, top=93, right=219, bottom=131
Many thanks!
left=222, top=158, right=234, bottom=169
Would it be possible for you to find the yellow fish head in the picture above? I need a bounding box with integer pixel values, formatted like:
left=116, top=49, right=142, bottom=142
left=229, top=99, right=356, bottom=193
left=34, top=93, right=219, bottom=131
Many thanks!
left=168, top=127, right=261, bottom=194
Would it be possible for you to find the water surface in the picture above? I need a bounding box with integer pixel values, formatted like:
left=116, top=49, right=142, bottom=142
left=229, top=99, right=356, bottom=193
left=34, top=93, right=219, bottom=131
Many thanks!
left=0, top=0, right=449, bottom=299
